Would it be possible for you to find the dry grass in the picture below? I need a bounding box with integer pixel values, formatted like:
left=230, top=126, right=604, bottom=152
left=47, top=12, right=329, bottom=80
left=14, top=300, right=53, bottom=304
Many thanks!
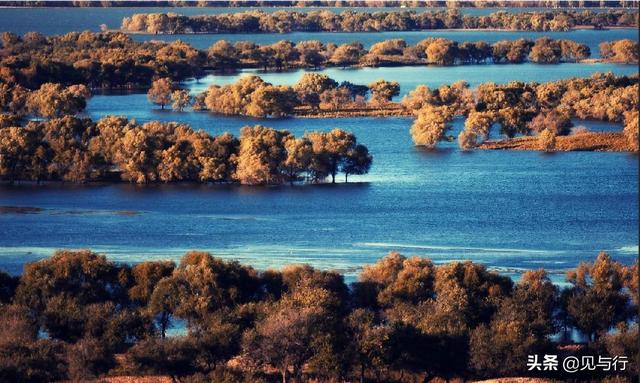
left=293, top=105, right=411, bottom=118
left=478, top=132, right=634, bottom=152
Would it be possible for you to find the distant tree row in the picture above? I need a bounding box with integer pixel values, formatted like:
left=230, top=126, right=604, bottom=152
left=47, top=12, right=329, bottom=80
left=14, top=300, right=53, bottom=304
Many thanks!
left=3, top=1, right=640, bottom=8
left=0, top=115, right=371, bottom=185
left=599, top=38, right=640, bottom=63
left=404, top=72, right=639, bottom=149
left=0, top=31, right=206, bottom=89
left=121, top=9, right=637, bottom=34
left=0, top=249, right=636, bottom=382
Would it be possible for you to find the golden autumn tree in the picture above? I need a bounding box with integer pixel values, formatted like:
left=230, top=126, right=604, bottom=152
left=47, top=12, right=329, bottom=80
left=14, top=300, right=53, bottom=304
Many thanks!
left=27, top=83, right=90, bottom=118
left=306, top=128, right=356, bottom=183
left=368, top=79, right=400, bottom=105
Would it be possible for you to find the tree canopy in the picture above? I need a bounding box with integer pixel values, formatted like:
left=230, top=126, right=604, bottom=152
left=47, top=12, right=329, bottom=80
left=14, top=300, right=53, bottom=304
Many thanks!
left=0, top=249, right=636, bottom=382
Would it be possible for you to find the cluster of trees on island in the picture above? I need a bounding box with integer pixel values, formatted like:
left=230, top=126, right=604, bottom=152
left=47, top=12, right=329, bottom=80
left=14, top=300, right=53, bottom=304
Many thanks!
left=2, top=31, right=636, bottom=93
left=0, top=250, right=636, bottom=382
left=146, top=73, right=400, bottom=116
left=121, top=9, right=638, bottom=34
left=143, top=72, right=639, bottom=152
left=0, top=115, right=372, bottom=185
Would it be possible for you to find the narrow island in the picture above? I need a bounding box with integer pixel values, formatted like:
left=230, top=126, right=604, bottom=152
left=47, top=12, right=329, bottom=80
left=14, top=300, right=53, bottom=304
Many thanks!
left=120, top=9, right=638, bottom=34
left=1, top=30, right=636, bottom=92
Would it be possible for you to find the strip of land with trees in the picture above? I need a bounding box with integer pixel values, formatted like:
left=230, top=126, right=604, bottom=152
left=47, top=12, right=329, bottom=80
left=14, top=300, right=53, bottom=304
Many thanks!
left=405, top=72, right=639, bottom=151
left=1, top=31, right=636, bottom=92
left=121, top=9, right=638, bottom=34
left=0, top=249, right=636, bottom=382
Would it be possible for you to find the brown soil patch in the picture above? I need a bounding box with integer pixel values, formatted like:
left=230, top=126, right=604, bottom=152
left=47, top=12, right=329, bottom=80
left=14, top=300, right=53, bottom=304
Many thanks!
left=478, top=132, right=634, bottom=152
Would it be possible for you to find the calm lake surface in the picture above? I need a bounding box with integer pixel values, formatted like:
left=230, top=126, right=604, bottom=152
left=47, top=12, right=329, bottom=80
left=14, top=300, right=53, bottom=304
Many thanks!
left=0, top=8, right=638, bottom=283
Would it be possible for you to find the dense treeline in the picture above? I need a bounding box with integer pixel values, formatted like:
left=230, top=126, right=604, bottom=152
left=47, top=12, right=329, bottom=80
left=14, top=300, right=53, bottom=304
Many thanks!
left=157, top=73, right=396, bottom=116
left=0, top=250, right=636, bottom=382
left=0, top=115, right=371, bottom=185
left=403, top=72, right=639, bottom=149
left=0, top=31, right=206, bottom=89
left=121, top=9, right=638, bottom=34
left=144, top=72, right=639, bottom=153
left=4, top=1, right=640, bottom=8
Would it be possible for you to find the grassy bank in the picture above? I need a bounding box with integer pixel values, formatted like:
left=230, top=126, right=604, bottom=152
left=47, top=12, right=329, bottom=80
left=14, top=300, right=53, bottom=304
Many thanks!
left=478, top=132, right=634, bottom=152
